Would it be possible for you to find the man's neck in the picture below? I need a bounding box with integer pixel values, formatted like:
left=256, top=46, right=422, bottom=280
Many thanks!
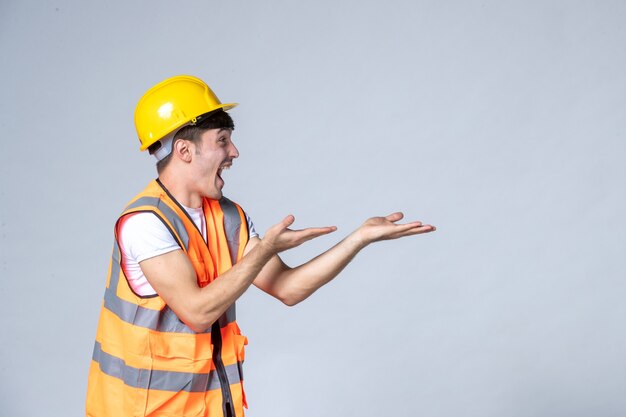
left=158, top=173, right=203, bottom=209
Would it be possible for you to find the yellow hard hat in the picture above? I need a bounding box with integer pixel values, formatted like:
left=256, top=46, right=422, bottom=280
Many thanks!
left=134, top=75, right=237, bottom=152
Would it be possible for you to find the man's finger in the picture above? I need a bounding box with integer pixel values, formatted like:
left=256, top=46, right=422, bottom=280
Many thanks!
left=384, top=212, right=404, bottom=222
left=385, top=221, right=425, bottom=233
left=389, top=225, right=436, bottom=239
left=400, top=220, right=423, bottom=227
left=280, top=215, right=295, bottom=229
left=298, top=226, right=337, bottom=238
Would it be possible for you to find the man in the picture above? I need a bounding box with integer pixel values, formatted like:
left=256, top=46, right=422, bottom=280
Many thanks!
left=86, top=75, right=435, bottom=417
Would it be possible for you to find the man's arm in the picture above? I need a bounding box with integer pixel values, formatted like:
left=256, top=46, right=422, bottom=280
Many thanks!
left=250, top=212, right=436, bottom=306
left=139, top=215, right=335, bottom=332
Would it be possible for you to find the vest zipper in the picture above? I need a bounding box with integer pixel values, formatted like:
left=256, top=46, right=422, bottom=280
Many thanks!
left=212, top=321, right=236, bottom=417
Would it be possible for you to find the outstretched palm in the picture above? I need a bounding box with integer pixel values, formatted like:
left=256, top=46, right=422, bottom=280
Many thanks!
left=264, top=215, right=337, bottom=253
left=358, top=212, right=435, bottom=244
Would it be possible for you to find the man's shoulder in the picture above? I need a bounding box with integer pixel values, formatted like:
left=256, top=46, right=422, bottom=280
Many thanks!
left=119, top=180, right=169, bottom=216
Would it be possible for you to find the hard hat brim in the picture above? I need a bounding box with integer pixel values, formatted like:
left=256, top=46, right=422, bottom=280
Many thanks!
left=138, top=102, right=238, bottom=151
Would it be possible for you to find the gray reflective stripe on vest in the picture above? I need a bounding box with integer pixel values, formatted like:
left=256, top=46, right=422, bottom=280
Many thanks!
left=218, top=197, right=244, bottom=327
left=92, top=342, right=243, bottom=392
left=218, top=303, right=236, bottom=328
left=219, top=197, right=242, bottom=266
left=124, top=196, right=190, bottom=251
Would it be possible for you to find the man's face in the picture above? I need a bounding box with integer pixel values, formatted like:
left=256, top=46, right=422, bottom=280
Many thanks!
left=191, top=127, right=239, bottom=199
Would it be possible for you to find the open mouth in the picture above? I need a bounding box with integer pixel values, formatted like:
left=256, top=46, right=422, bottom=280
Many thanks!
left=217, top=162, right=232, bottom=181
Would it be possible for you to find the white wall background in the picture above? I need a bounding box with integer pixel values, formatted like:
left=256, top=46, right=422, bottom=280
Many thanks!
left=1, top=1, right=625, bottom=416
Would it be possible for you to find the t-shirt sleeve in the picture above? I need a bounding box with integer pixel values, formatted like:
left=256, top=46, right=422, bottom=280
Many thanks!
left=245, top=212, right=259, bottom=239
left=119, top=212, right=182, bottom=263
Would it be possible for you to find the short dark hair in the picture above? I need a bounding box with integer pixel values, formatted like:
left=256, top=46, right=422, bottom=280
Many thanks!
left=153, top=109, right=235, bottom=174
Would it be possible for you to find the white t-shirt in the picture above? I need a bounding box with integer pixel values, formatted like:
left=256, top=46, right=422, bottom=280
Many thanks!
left=119, top=205, right=258, bottom=296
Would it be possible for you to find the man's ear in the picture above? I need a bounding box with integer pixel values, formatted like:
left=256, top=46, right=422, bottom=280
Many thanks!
left=173, top=139, right=193, bottom=163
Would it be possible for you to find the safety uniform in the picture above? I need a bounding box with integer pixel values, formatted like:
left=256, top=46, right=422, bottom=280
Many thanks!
left=86, top=179, right=249, bottom=417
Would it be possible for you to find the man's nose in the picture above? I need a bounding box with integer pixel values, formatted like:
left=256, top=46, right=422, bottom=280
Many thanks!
left=229, top=142, right=240, bottom=159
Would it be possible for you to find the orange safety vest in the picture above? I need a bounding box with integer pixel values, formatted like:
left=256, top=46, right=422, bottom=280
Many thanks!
left=86, top=179, right=250, bottom=417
